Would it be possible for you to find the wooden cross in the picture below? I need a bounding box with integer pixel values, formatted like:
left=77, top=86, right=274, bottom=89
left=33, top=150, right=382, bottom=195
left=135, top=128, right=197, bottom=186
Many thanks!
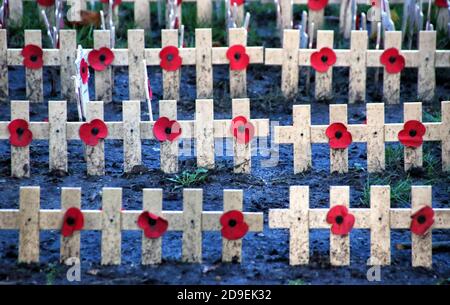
left=197, top=189, right=264, bottom=263
left=152, top=98, right=269, bottom=174
left=269, top=185, right=450, bottom=267
left=0, top=186, right=263, bottom=265
left=275, top=101, right=450, bottom=174
left=197, top=27, right=264, bottom=99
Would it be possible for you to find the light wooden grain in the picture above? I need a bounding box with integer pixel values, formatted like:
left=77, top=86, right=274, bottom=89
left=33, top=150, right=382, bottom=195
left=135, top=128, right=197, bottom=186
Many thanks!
left=182, top=189, right=203, bottom=263
left=101, top=188, right=122, bottom=265
left=18, top=187, right=40, bottom=263
left=369, top=186, right=391, bottom=265
left=123, top=100, right=142, bottom=172
left=195, top=29, right=213, bottom=99
left=49, top=101, right=68, bottom=172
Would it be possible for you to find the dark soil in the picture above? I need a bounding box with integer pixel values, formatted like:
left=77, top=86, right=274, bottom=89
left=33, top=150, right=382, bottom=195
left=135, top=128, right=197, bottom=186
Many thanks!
left=0, top=24, right=450, bottom=285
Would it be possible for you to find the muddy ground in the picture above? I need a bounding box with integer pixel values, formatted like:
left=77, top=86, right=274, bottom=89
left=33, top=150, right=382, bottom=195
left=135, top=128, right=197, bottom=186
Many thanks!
left=0, top=15, right=450, bottom=284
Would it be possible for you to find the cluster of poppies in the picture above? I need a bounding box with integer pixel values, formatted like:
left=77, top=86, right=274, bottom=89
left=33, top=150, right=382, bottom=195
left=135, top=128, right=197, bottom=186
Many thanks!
left=325, top=204, right=434, bottom=236
left=159, top=44, right=250, bottom=72
left=324, top=120, right=426, bottom=150
left=60, top=204, right=434, bottom=238
left=310, top=46, right=405, bottom=74
left=151, top=115, right=256, bottom=144
left=60, top=208, right=250, bottom=240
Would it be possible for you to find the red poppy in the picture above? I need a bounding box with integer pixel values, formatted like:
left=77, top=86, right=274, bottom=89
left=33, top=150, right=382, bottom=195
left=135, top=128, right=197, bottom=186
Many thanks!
left=79, top=119, right=108, bottom=146
left=326, top=205, right=355, bottom=235
left=88, top=47, right=115, bottom=71
left=159, top=46, right=182, bottom=71
left=230, top=0, right=245, bottom=6
left=8, top=119, right=33, bottom=147
left=21, top=44, right=43, bottom=69
left=37, top=0, right=55, bottom=6
left=398, top=120, right=426, bottom=148
left=153, top=117, right=182, bottom=142
left=380, top=48, right=405, bottom=74
left=308, top=0, right=329, bottom=10
left=137, top=211, right=169, bottom=239
left=220, top=210, right=249, bottom=240
left=226, top=45, right=250, bottom=71
left=310, top=47, right=336, bottom=73
left=100, top=0, right=122, bottom=8
left=411, top=206, right=434, bottom=236
left=435, top=0, right=449, bottom=8
left=325, top=123, right=352, bottom=149
left=230, top=116, right=255, bottom=144
left=80, top=58, right=89, bottom=84
left=61, top=207, right=84, bottom=237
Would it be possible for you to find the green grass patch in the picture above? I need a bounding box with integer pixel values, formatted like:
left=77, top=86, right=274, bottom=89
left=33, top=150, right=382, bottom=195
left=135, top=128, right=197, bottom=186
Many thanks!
left=166, top=168, right=209, bottom=189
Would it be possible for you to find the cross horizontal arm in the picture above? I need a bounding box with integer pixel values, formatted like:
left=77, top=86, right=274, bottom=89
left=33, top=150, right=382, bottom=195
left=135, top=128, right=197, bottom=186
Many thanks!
left=213, top=119, right=269, bottom=138
left=264, top=48, right=283, bottom=66
left=274, top=126, right=294, bottom=144
left=212, top=47, right=264, bottom=65
left=201, top=211, right=263, bottom=231
left=121, top=210, right=184, bottom=230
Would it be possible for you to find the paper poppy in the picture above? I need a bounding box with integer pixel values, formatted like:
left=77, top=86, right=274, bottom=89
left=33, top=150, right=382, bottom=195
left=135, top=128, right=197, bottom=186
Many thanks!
left=435, top=0, right=449, bottom=8
left=88, top=47, right=115, bottom=71
left=61, top=207, right=84, bottom=237
left=325, top=123, right=352, bottom=149
left=8, top=119, right=33, bottom=147
left=226, top=45, right=250, bottom=71
left=230, top=0, right=245, bottom=6
left=21, top=44, right=43, bottom=69
left=230, top=116, right=255, bottom=144
left=220, top=210, right=249, bottom=240
left=310, top=47, right=336, bottom=73
left=308, top=0, right=329, bottom=10
left=100, top=0, right=122, bottom=8
left=326, top=205, right=355, bottom=235
left=411, top=206, right=434, bottom=236
left=137, top=211, right=169, bottom=239
left=380, top=48, right=405, bottom=74
left=153, top=117, right=182, bottom=142
left=37, top=0, right=55, bottom=6
left=79, top=119, right=108, bottom=146
left=80, top=58, right=89, bottom=84
left=398, top=120, right=426, bottom=148
left=159, top=46, right=182, bottom=71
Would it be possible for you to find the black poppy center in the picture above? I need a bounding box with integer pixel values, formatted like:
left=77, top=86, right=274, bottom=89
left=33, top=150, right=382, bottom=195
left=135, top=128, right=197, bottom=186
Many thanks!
left=228, top=219, right=237, bottom=227
left=16, top=127, right=24, bottom=136
left=99, top=54, right=106, bottom=62
left=165, top=127, right=172, bottom=134
left=91, top=127, right=99, bottom=136
left=167, top=54, right=174, bottom=62
left=82, top=67, right=86, bottom=74
left=148, top=217, right=157, bottom=226
left=321, top=55, right=328, bottom=63
left=335, top=131, right=343, bottom=139
left=234, top=52, right=241, bottom=61
left=66, top=217, right=76, bottom=226
left=335, top=215, right=344, bottom=225
left=409, top=129, right=417, bottom=137
left=417, top=215, right=426, bottom=224
left=30, top=55, right=38, bottom=62
left=388, top=56, right=396, bottom=64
